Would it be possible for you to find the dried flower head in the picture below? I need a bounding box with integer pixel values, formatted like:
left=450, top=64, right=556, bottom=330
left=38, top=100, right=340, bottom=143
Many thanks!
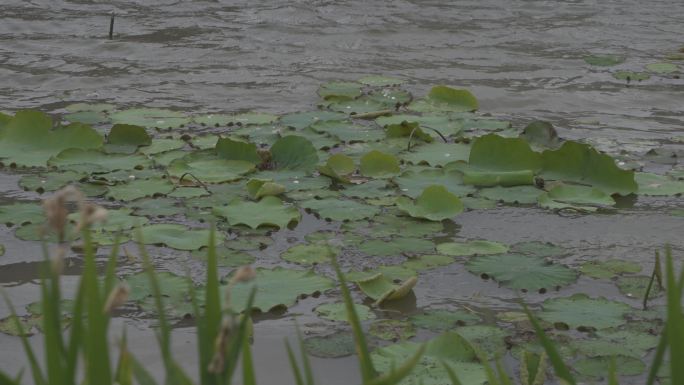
left=207, top=317, right=233, bottom=374
left=231, top=266, right=256, bottom=284
left=103, top=282, right=130, bottom=313
left=74, top=202, right=108, bottom=233
left=42, top=186, right=83, bottom=242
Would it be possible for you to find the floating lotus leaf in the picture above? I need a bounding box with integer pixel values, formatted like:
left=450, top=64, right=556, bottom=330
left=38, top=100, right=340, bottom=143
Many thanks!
left=270, top=135, right=318, bottom=171
left=409, top=85, right=479, bottom=113
left=436, top=240, right=508, bottom=256
left=455, top=325, right=509, bottom=357
left=256, top=170, right=330, bottom=192
left=74, top=208, right=147, bottom=232
left=318, top=81, right=363, bottom=100
left=282, top=128, right=339, bottom=150
left=510, top=241, right=567, bottom=257
left=356, top=273, right=417, bottom=305
left=544, top=183, right=616, bottom=207
left=19, top=171, right=85, bottom=193
left=214, top=196, right=300, bottom=229
left=64, top=103, right=114, bottom=124
left=339, top=180, right=393, bottom=200
left=579, top=259, right=641, bottom=279
left=358, top=75, right=405, bottom=86
left=49, top=148, right=151, bottom=172
left=583, top=55, right=624, bottom=66
left=228, top=267, right=334, bottom=312
left=168, top=186, right=209, bottom=199
left=466, top=254, right=577, bottom=291
left=126, top=271, right=193, bottom=318
left=310, top=120, right=384, bottom=143
left=386, top=121, right=433, bottom=143
left=280, top=111, right=347, bottom=129
left=139, top=224, right=222, bottom=250
left=344, top=213, right=443, bottom=238
left=304, top=332, right=356, bottom=358
left=191, top=246, right=255, bottom=267
left=194, top=112, right=277, bottom=126
left=109, top=108, right=190, bottom=128
left=357, top=237, right=435, bottom=257
left=574, top=355, right=645, bottom=378
left=281, top=243, right=337, bottom=265
left=402, top=254, right=454, bottom=271
left=0, top=110, right=103, bottom=167
left=132, top=197, right=181, bottom=217
left=314, top=302, right=375, bottom=322
left=636, top=172, right=684, bottom=196
left=367, top=89, right=412, bottom=105
left=329, top=98, right=387, bottom=115
left=370, top=320, right=416, bottom=341
left=646, top=62, right=678, bottom=74
left=396, top=185, right=464, bottom=221
left=393, top=168, right=475, bottom=198
left=168, top=152, right=255, bottom=184
left=537, top=192, right=597, bottom=212
left=0, top=202, right=44, bottom=226
left=140, top=138, right=185, bottom=155
left=465, top=134, right=542, bottom=187
left=616, top=275, right=663, bottom=300
left=246, top=179, right=285, bottom=199
left=410, top=309, right=480, bottom=331
left=318, top=153, right=356, bottom=182
left=519, top=121, right=559, bottom=149
left=571, top=329, right=659, bottom=358
left=106, top=178, right=175, bottom=201
left=477, top=185, right=542, bottom=204
left=215, top=137, right=261, bottom=164
left=613, top=71, right=650, bottom=81
left=376, top=114, right=463, bottom=136
left=541, top=141, right=637, bottom=195
left=105, top=124, right=151, bottom=153
left=460, top=117, right=511, bottom=133
left=150, top=150, right=187, bottom=167
left=301, top=198, right=380, bottom=221
left=372, top=332, right=487, bottom=385
left=401, top=142, right=471, bottom=166
left=539, top=294, right=631, bottom=330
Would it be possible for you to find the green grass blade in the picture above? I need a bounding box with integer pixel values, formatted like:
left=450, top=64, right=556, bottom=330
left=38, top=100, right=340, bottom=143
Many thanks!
left=295, top=323, right=315, bottom=385
left=330, top=256, right=376, bottom=383
left=65, top=276, right=85, bottom=383
left=665, top=247, right=684, bottom=384
left=115, top=330, right=134, bottom=385
left=129, top=354, right=161, bottom=385
left=242, top=321, right=257, bottom=385
left=221, top=289, right=257, bottom=383
left=367, top=344, right=425, bottom=385
left=285, top=339, right=305, bottom=385
left=495, top=358, right=513, bottom=385
left=0, top=371, right=19, bottom=385
left=39, top=257, right=65, bottom=384
left=103, top=232, right=122, bottom=295
left=1, top=292, right=45, bottom=385
left=441, top=362, right=463, bottom=385
left=203, top=226, right=221, bottom=385
left=607, top=356, right=619, bottom=385
left=645, top=330, right=667, bottom=385
left=522, top=304, right=576, bottom=385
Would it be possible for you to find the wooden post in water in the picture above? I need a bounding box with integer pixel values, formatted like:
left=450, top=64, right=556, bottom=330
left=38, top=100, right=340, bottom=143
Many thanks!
left=109, top=12, right=115, bottom=40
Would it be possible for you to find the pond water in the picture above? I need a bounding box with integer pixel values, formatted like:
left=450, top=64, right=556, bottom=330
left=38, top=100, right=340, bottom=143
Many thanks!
left=1, top=0, right=683, bottom=384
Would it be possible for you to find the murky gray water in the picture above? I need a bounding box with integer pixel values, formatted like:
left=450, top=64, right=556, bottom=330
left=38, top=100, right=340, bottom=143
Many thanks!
left=1, top=0, right=684, bottom=384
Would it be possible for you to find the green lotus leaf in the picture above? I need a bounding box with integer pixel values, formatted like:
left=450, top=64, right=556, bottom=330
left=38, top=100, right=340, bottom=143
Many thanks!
left=301, top=198, right=380, bottom=221
left=583, top=55, right=624, bottom=66
left=281, top=243, right=337, bottom=265
left=367, top=89, right=412, bottom=105
left=402, top=254, right=454, bottom=271
left=409, top=85, right=479, bottom=113
left=139, top=224, right=222, bottom=250
left=386, top=121, right=433, bottom=143
left=0, top=202, right=44, bottom=226
left=215, top=137, right=261, bottom=164
left=132, top=197, right=181, bottom=217
left=358, top=75, right=405, bottom=87
left=340, top=180, right=394, bottom=199
left=537, top=191, right=597, bottom=212
left=168, top=186, right=209, bottom=199
left=616, top=275, right=663, bottom=300
left=360, top=150, right=401, bottom=178
left=214, top=196, right=300, bottom=229
left=579, top=259, right=641, bottom=279
left=49, top=148, right=151, bottom=172
left=519, top=121, right=560, bottom=149
left=572, top=329, right=659, bottom=358
left=106, top=178, right=175, bottom=201
left=280, top=111, right=347, bottom=129
left=574, top=355, right=645, bottom=378
left=0, top=244, right=3, bottom=256
left=469, top=133, right=542, bottom=172
left=328, top=98, right=388, bottom=115
left=455, top=325, right=509, bottom=357
left=315, top=302, right=375, bottom=322
left=194, top=112, right=277, bottom=127
left=109, top=108, right=190, bottom=128
left=369, top=319, right=416, bottom=341
left=544, top=183, right=616, bottom=207
left=477, top=185, right=542, bottom=204
left=304, top=332, right=356, bottom=358
left=19, top=171, right=85, bottom=193
left=106, top=124, right=151, bottom=153
left=613, top=71, right=650, bottom=81
left=140, top=138, right=185, bottom=155
left=318, top=153, right=356, bottom=182
left=168, top=151, right=255, bottom=184
left=636, top=172, right=684, bottom=195
left=318, top=81, right=363, bottom=100
left=646, top=62, right=679, bottom=74
left=539, top=294, right=631, bottom=330
left=270, top=135, right=318, bottom=171
left=357, top=273, right=417, bottom=305
left=376, top=114, right=463, bottom=136
left=343, top=213, right=443, bottom=238
left=282, top=128, right=339, bottom=150
left=396, top=185, right=463, bottom=221
left=190, top=246, right=255, bottom=267
left=372, top=332, right=487, bottom=385
left=126, top=271, right=193, bottom=318
left=63, top=103, right=114, bottom=124
left=510, top=241, right=567, bottom=257
left=410, top=309, right=480, bottom=331
left=466, top=254, right=577, bottom=291
left=228, top=267, right=334, bottom=312
left=70, top=208, right=147, bottom=232
left=310, top=120, right=384, bottom=143
left=401, top=142, right=471, bottom=167
left=393, top=168, right=475, bottom=198
left=246, top=179, right=285, bottom=199
left=460, top=117, right=511, bottom=133
left=436, top=240, right=508, bottom=256
left=0, top=110, right=103, bottom=167
left=541, top=141, right=637, bottom=195
left=357, top=237, right=435, bottom=257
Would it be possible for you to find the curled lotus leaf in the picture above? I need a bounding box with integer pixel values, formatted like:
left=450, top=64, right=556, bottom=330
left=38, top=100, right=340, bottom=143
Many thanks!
left=519, top=121, right=559, bottom=149
left=318, top=153, right=356, bottom=183
left=356, top=273, right=417, bottom=305
left=215, top=137, right=261, bottom=164
left=106, top=124, right=151, bottom=153
left=360, top=150, right=401, bottom=178
left=0, top=110, right=103, bottom=168
left=213, top=196, right=301, bottom=229
left=469, top=134, right=542, bottom=173
left=246, top=179, right=285, bottom=199
left=270, top=135, right=319, bottom=171
left=396, top=185, right=464, bottom=221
